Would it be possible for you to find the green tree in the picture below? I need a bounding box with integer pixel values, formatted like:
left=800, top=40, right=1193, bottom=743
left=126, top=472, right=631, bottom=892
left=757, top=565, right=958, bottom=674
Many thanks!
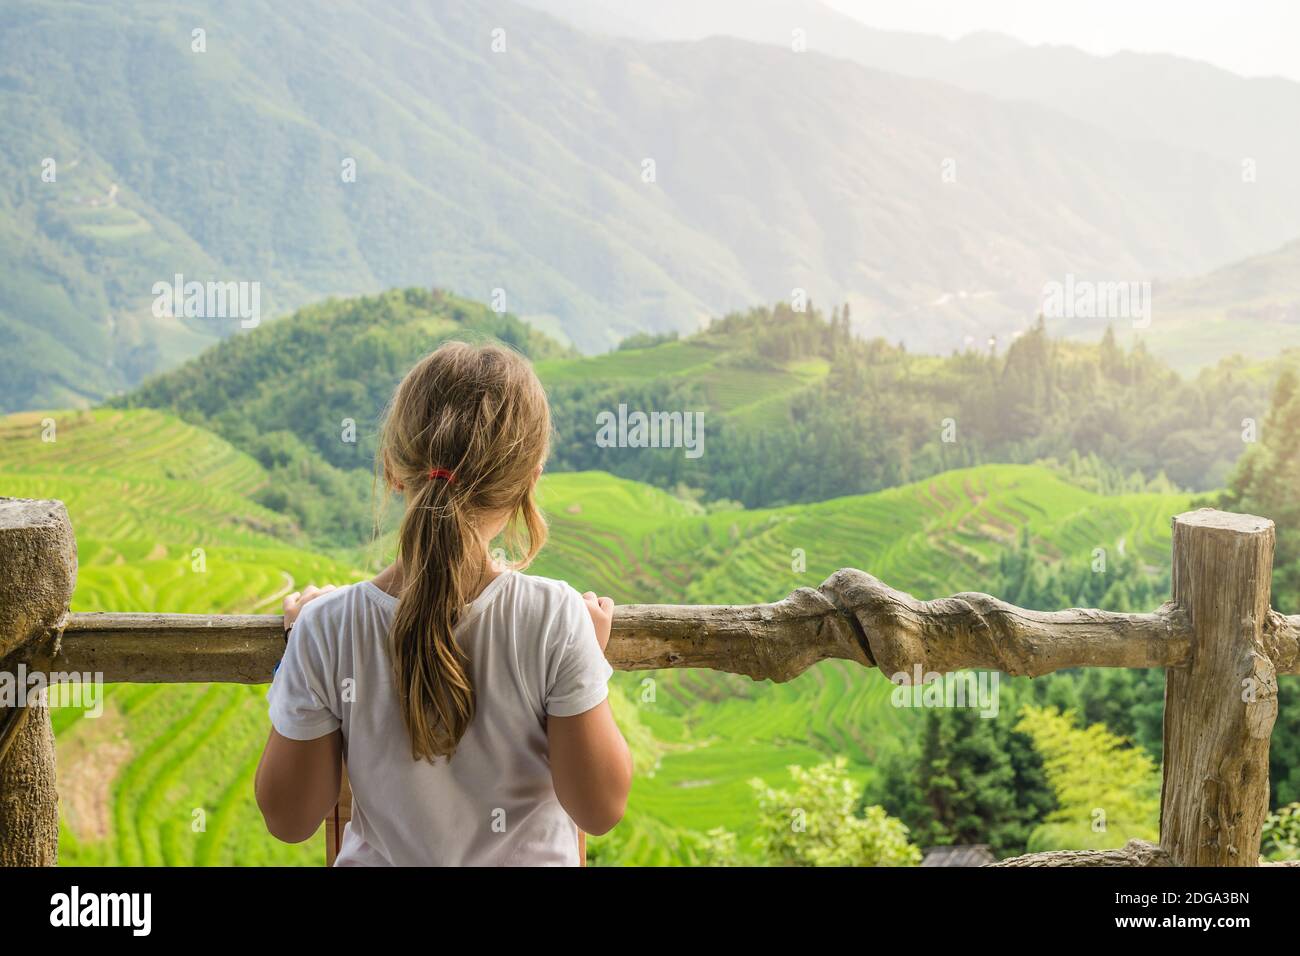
left=1223, top=366, right=1300, bottom=611
left=1270, top=680, right=1300, bottom=807
left=750, top=758, right=920, bottom=866
left=1014, top=705, right=1159, bottom=851
left=1261, top=803, right=1300, bottom=862
left=694, top=827, right=745, bottom=867
left=865, top=687, right=1054, bottom=858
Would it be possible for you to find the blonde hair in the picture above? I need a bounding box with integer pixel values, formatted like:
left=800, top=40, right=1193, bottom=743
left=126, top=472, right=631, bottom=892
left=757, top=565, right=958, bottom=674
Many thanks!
left=378, top=341, right=550, bottom=761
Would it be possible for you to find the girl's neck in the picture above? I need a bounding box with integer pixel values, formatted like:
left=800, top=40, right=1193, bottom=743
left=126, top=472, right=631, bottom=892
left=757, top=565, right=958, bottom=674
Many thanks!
left=372, top=556, right=502, bottom=603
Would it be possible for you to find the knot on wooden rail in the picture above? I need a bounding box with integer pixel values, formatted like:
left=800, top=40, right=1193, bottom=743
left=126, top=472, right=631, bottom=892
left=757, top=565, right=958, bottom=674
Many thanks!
left=1265, top=610, right=1300, bottom=676
left=820, top=569, right=1193, bottom=679
left=606, top=569, right=1200, bottom=683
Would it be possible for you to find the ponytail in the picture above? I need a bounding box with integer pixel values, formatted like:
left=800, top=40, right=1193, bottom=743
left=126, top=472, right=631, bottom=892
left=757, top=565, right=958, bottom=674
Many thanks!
left=379, top=342, right=550, bottom=761
left=390, top=474, right=479, bottom=761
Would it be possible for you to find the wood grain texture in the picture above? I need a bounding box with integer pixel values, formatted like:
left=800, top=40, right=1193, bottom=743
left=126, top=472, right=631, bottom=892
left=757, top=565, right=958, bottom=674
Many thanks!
left=1264, top=611, right=1300, bottom=675
left=56, top=612, right=284, bottom=683
left=990, top=839, right=1300, bottom=867
left=990, top=839, right=1173, bottom=868
left=609, top=584, right=870, bottom=681
left=820, top=569, right=1190, bottom=678
left=1160, top=509, right=1277, bottom=867
left=0, top=498, right=76, bottom=866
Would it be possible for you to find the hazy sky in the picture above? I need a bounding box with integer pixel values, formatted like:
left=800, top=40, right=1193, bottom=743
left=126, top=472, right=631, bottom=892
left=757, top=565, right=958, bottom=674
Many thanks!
left=825, top=0, right=1300, bottom=82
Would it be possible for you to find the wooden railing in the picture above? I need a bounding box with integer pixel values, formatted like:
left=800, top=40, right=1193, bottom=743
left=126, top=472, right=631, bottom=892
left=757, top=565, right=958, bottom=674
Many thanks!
left=1, top=498, right=1297, bottom=866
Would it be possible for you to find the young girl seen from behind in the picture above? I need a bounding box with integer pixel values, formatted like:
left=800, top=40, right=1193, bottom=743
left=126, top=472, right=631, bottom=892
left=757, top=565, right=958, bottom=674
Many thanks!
left=255, top=341, right=632, bottom=865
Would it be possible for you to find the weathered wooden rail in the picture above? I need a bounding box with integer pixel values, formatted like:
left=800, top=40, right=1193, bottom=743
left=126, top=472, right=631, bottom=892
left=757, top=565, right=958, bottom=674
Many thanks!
left=2, top=497, right=1298, bottom=866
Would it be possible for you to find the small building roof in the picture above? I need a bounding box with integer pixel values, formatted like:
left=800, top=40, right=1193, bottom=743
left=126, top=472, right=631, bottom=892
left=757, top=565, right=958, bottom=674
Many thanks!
left=920, top=844, right=996, bottom=867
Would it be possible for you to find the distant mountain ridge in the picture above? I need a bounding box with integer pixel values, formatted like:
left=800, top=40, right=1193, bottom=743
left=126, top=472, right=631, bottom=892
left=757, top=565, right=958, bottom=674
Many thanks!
left=523, top=0, right=1300, bottom=364
left=4, top=0, right=1298, bottom=411
left=1113, top=238, right=1300, bottom=372
left=524, top=0, right=1300, bottom=169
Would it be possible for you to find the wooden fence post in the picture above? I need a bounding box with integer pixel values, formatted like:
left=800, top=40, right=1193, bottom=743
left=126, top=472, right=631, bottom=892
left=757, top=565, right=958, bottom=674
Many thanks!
left=1161, top=509, right=1277, bottom=866
left=0, top=499, right=77, bottom=866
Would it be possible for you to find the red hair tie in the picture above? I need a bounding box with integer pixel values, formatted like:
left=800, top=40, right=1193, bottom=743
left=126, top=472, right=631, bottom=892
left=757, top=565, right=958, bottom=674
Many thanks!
left=428, top=468, right=456, bottom=483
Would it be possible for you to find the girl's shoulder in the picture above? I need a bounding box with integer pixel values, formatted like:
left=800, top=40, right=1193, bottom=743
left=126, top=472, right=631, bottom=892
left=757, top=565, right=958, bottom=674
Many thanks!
left=490, top=571, right=588, bottom=626
left=500, top=569, right=584, bottom=601
left=293, top=580, right=385, bottom=636
left=501, top=569, right=577, bottom=598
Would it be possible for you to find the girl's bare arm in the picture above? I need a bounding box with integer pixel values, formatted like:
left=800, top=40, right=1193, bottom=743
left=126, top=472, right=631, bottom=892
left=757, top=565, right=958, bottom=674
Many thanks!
left=255, top=727, right=343, bottom=843
left=548, top=700, right=631, bottom=835
left=257, top=585, right=343, bottom=843
left=547, top=593, right=632, bottom=835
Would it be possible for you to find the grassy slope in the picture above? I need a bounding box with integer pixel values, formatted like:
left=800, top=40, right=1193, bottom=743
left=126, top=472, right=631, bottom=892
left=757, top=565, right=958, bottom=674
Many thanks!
left=536, top=333, right=832, bottom=431
left=1, top=410, right=1191, bottom=865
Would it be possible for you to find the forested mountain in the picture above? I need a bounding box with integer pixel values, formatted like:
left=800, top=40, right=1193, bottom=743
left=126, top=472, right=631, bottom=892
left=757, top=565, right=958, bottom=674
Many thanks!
left=6, top=0, right=1299, bottom=411
left=120, top=287, right=1292, bottom=546
left=522, top=0, right=1300, bottom=367
left=120, top=289, right=568, bottom=544
left=544, top=313, right=1285, bottom=507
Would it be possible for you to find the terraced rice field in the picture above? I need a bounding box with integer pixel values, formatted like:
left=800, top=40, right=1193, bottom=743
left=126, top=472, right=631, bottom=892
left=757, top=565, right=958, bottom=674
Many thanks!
left=1, top=409, right=1191, bottom=866
left=3, top=410, right=357, bottom=866
left=454, top=467, right=1185, bottom=864
left=535, top=336, right=831, bottom=429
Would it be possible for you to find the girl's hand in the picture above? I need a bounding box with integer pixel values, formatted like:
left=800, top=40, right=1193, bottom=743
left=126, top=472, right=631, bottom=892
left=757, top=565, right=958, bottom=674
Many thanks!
left=581, top=592, right=614, bottom=653
left=282, top=584, right=337, bottom=633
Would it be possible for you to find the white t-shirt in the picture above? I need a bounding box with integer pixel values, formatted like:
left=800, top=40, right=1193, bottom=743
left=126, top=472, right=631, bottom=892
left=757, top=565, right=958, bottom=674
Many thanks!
left=266, top=570, right=613, bottom=866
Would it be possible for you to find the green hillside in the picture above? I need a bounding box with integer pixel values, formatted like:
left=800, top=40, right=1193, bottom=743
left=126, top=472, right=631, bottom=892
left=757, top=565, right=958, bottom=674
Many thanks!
left=121, top=289, right=1278, bottom=544
left=0, top=407, right=1192, bottom=865
left=120, top=289, right=823, bottom=475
